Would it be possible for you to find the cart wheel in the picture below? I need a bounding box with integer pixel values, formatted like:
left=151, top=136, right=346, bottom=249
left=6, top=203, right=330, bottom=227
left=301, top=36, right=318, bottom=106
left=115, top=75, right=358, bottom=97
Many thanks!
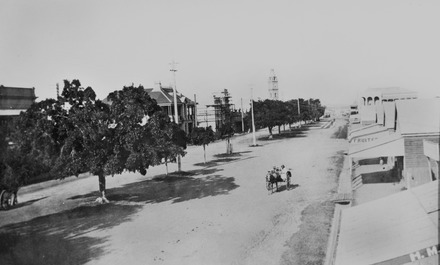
left=0, top=190, right=8, bottom=210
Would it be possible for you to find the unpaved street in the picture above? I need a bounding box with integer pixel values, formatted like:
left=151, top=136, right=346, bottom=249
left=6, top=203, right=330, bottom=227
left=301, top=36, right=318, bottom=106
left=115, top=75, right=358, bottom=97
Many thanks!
left=0, top=118, right=347, bottom=265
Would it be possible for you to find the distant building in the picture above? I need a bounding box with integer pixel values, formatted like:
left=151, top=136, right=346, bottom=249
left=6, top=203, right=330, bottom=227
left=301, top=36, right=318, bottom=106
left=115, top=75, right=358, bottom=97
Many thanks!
left=146, top=83, right=197, bottom=134
left=348, top=102, right=359, bottom=124
left=268, top=69, right=279, bottom=100
left=348, top=98, right=440, bottom=191
left=358, top=87, right=417, bottom=125
left=198, top=89, right=246, bottom=133
left=0, top=85, right=37, bottom=127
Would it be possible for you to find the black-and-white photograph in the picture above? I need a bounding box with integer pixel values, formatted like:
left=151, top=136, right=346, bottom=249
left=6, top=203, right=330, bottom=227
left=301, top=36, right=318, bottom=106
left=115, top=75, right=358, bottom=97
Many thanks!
left=1, top=1, right=439, bottom=264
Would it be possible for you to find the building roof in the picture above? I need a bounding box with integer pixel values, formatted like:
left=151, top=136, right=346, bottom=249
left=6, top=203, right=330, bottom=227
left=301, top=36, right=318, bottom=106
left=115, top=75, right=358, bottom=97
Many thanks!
left=363, top=87, right=417, bottom=97
left=396, top=98, right=440, bottom=136
left=383, top=101, right=396, bottom=130
left=0, top=86, right=36, bottom=110
left=335, top=180, right=439, bottom=265
left=0, top=109, right=27, bottom=116
left=102, top=86, right=195, bottom=106
left=348, top=124, right=387, bottom=140
left=423, top=139, right=439, bottom=161
left=376, top=103, right=384, bottom=125
left=349, top=133, right=404, bottom=158
left=147, top=86, right=195, bottom=106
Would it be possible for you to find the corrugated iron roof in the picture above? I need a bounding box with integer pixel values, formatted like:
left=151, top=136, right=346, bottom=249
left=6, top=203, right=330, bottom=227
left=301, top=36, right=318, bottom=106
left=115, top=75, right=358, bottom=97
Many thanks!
left=348, top=124, right=388, bottom=141
left=349, top=133, right=404, bottom=158
left=0, top=86, right=36, bottom=98
left=0, top=86, right=36, bottom=109
left=383, top=102, right=396, bottom=130
left=335, top=180, right=439, bottom=265
left=396, top=98, right=440, bottom=135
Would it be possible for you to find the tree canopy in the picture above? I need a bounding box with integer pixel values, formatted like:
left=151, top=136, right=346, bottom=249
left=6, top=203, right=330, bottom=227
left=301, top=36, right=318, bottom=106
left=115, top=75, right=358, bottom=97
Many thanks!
left=11, top=80, right=187, bottom=201
left=250, top=98, right=326, bottom=137
left=190, top=126, right=215, bottom=163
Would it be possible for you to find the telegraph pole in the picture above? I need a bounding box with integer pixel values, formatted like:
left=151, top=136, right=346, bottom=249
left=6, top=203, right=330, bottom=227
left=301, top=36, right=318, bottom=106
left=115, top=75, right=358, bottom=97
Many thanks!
left=251, top=88, right=257, bottom=146
left=170, top=60, right=181, bottom=172
left=194, top=94, right=198, bottom=126
left=241, top=98, right=244, bottom=132
left=298, top=98, right=301, bottom=128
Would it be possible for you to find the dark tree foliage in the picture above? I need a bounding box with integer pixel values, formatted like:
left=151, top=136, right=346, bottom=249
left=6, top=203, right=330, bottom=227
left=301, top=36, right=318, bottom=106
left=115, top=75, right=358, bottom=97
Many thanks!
left=12, top=80, right=187, bottom=202
left=250, top=98, right=326, bottom=138
left=252, top=99, right=287, bottom=137
left=190, top=126, right=215, bottom=163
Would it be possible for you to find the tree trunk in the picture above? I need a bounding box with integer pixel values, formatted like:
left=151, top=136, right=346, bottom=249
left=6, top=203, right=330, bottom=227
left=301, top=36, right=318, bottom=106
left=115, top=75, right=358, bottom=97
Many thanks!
left=268, top=127, right=273, bottom=139
left=278, top=125, right=281, bottom=135
left=165, top=159, right=169, bottom=175
left=203, top=144, right=206, bottom=164
left=98, top=174, right=109, bottom=203
left=225, top=137, right=233, bottom=154
left=177, top=155, right=181, bottom=172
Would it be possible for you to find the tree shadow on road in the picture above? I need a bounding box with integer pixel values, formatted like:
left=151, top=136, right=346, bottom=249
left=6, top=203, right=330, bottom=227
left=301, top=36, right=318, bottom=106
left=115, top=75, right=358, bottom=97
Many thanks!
left=0, top=203, right=141, bottom=265
left=258, top=127, right=311, bottom=141
left=69, top=167, right=238, bottom=205
left=0, top=168, right=240, bottom=265
left=4, top=196, right=49, bottom=211
left=105, top=173, right=238, bottom=204
left=193, top=151, right=253, bottom=167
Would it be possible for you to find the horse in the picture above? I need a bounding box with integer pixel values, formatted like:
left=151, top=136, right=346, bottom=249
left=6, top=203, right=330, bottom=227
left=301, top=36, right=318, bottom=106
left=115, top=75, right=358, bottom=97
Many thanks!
left=265, top=169, right=292, bottom=193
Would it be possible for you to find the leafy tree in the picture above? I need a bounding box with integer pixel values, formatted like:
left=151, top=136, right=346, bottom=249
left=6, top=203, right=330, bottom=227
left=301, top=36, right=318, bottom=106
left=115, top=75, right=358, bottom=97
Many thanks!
left=190, top=126, right=215, bottom=163
left=14, top=80, right=187, bottom=202
left=252, top=99, right=287, bottom=138
left=147, top=111, right=187, bottom=174
left=219, top=121, right=235, bottom=154
left=285, top=99, right=300, bottom=129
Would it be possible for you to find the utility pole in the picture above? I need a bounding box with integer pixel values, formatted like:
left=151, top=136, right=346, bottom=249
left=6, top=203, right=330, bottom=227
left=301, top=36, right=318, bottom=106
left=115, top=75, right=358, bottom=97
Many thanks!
left=241, top=98, right=244, bottom=133
left=194, top=94, right=198, bottom=127
left=170, top=60, right=181, bottom=172
left=251, top=88, right=257, bottom=146
left=298, top=98, right=301, bottom=128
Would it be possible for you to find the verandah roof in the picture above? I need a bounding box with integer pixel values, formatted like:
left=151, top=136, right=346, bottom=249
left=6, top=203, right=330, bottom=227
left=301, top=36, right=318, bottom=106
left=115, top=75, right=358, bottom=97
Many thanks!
left=349, top=133, right=404, bottom=159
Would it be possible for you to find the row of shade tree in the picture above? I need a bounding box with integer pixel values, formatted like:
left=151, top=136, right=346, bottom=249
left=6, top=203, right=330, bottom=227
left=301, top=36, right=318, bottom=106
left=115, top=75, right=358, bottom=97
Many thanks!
left=0, top=79, right=325, bottom=206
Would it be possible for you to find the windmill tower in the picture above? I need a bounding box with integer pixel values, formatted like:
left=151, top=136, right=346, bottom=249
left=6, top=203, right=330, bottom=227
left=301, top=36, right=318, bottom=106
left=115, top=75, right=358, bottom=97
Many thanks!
left=268, top=69, right=279, bottom=100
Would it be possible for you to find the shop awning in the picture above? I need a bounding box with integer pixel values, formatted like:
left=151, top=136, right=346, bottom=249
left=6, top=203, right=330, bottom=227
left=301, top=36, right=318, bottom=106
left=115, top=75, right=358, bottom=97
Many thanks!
left=349, top=133, right=404, bottom=158
left=335, top=180, right=439, bottom=265
left=423, top=139, right=439, bottom=161
left=348, top=124, right=389, bottom=143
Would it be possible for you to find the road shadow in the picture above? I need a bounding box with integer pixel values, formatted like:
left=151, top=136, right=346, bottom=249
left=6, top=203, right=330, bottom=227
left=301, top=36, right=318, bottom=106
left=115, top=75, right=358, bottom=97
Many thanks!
left=331, top=122, right=348, bottom=139
left=193, top=151, right=253, bottom=167
left=0, top=168, right=240, bottom=264
left=258, top=127, right=310, bottom=141
left=3, top=196, right=49, bottom=211
left=272, top=184, right=300, bottom=192
left=69, top=167, right=238, bottom=205
left=213, top=151, right=252, bottom=158
left=0, top=203, right=141, bottom=265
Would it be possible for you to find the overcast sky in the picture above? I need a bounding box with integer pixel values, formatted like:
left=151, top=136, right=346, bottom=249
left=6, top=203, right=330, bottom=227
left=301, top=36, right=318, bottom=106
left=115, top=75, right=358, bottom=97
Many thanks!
left=1, top=0, right=439, bottom=108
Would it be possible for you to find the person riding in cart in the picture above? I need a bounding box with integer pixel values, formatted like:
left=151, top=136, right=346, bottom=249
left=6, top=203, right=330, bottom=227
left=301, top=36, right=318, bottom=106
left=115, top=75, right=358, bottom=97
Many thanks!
left=271, top=166, right=284, bottom=182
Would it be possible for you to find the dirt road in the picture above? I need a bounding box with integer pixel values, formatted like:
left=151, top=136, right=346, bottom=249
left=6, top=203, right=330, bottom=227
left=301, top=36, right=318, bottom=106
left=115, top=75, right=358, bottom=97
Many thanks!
left=0, top=118, right=348, bottom=265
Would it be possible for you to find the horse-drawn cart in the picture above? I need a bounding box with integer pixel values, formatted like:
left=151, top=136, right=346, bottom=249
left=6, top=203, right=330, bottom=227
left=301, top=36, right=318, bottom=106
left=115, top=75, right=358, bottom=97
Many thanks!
left=265, top=168, right=292, bottom=193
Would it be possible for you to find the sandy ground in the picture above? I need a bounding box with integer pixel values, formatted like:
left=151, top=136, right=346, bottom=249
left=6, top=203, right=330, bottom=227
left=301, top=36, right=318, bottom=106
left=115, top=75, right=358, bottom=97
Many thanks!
left=0, top=119, right=348, bottom=265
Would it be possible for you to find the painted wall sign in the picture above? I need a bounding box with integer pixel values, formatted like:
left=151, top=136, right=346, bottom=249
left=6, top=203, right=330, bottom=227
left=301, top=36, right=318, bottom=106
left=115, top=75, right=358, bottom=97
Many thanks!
left=350, top=137, right=378, bottom=144
left=372, top=244, right=439, bottom=265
